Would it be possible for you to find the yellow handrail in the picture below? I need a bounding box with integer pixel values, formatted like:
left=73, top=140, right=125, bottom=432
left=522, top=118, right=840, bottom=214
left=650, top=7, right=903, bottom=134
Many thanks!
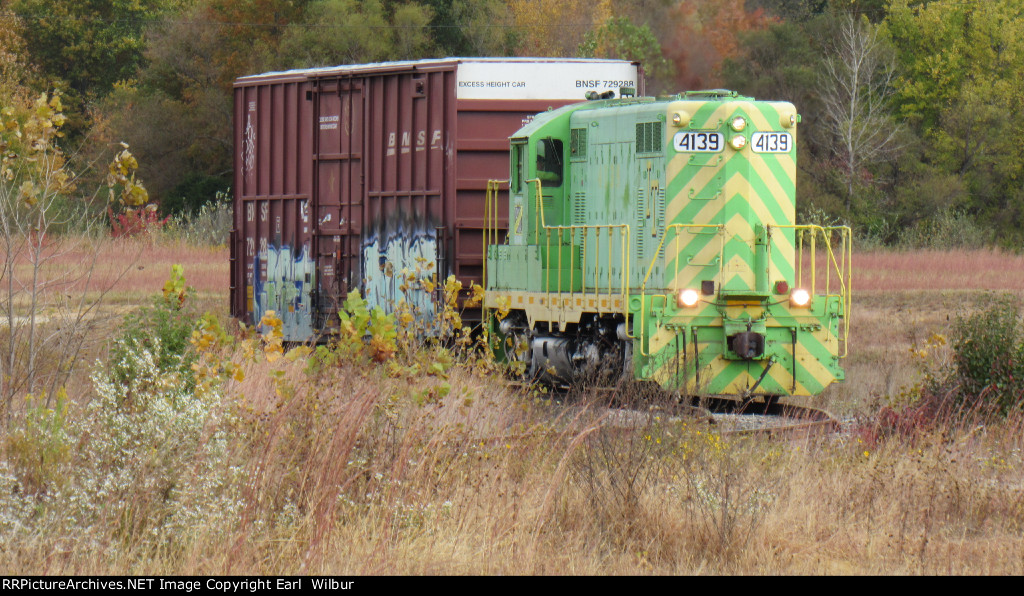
left=528, top=179, right=631, bottom=321
left=635, top=223, right=725, bottom=355
left=632, top=223, right=851, bottom=358
left=769, top=224, right=851, bottom=357
left=483, top=179, right=509, bottom=289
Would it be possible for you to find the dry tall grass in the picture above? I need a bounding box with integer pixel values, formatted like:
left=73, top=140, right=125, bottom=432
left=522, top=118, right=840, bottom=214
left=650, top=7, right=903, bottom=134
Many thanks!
left=855, top=249, right=1024, bottom=291
left=2, top=244, right=1024, bottom=574
left=1, top=235, right=228, bottom=416
left=3, top=346, right=1023, bottom=575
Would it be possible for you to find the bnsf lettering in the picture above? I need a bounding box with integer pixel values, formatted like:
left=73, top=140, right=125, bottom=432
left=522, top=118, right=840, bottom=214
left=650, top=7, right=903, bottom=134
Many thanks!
left=577, top=80, right=635, bottom=89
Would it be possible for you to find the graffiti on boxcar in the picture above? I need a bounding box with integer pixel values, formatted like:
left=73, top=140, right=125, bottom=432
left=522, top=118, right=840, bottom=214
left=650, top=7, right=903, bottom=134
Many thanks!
left=243, top=104, right=256, bottom=177
left=252, top=242, right=316, bottom=340
left=362, top=230, right=437, bottom=327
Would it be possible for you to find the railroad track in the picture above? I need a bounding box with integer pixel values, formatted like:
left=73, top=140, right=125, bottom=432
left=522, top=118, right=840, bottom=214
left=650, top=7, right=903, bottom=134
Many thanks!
left=504, top=381, right=842, bottom=440
left=694, top=396, right=841, bottom=438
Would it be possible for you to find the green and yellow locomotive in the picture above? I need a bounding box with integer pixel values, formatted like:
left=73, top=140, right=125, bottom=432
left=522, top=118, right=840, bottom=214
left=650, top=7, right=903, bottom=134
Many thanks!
left=483, top=90, right=850, bottom=398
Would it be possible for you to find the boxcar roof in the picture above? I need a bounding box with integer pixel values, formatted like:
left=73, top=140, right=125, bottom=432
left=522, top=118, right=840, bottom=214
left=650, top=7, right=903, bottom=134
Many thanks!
left=234, top=57, right=639, bottom=86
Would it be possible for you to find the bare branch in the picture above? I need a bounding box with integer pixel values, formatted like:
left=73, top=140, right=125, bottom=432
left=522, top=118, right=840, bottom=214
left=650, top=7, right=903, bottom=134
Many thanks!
left=820, top=14, right=905, bottom=208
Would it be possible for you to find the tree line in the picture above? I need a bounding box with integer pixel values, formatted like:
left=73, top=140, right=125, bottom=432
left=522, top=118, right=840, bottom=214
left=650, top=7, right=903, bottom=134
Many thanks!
left=2, top=0, right=1022, bottom=248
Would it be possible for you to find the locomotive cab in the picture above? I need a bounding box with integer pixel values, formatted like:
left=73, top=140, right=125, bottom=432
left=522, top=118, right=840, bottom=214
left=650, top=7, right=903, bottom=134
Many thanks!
left=484, top=91, right=850, bottom=399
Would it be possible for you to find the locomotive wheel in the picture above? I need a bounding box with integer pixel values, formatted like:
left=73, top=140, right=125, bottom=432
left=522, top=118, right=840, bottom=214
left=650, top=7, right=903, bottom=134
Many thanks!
left=507, top=329, right=533, bottom=380
left=493, top=312, right=534, bottom=381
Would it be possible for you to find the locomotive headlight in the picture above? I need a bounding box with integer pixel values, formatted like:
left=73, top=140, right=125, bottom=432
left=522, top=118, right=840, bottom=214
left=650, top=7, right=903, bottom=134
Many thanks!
left=672, top=111, right=690, bottom=127
left=729, top=135, right=747, bottom=151
left=790, top=288, right=811, bottom=307
left=730, top=116, right=747, bottom=132
left=678, top=288, right=700, bottom=308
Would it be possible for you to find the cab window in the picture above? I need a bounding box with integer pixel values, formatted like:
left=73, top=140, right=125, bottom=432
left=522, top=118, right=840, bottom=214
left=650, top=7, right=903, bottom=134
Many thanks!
left=535, top=138, right=563, bottom=186
left=511, top=142, right=526, bottom=193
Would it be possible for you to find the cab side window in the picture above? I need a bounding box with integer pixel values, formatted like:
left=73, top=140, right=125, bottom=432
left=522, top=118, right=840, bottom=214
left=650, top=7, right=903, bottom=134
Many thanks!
left=535, top=138, right=563, bottom=186
left=511, top=142, right=525, bottom=193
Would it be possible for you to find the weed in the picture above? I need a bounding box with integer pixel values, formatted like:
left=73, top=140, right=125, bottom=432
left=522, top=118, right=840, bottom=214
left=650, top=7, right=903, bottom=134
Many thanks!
left=110, top=265, right=198, bottom=390
left=950, top=295, right=1024, bottom=415
left=569, top=403, right=667, bottom=546
left=336, top=289, right=397, bottom=363
left=866, top=295, right=1024, bottom=447
left=107, top=205, right=168, bottom=238
left=161, top=192, right=232, bottom=246
left=679, top=431, right=778, bottom=564
left=3, top=388, right=70, bottom=496
left=5, top=242, right=1024, bottom=574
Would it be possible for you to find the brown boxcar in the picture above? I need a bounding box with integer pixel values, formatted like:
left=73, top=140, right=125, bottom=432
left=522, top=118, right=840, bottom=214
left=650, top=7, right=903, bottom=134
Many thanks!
left=231, top=58, right=643, bottom=340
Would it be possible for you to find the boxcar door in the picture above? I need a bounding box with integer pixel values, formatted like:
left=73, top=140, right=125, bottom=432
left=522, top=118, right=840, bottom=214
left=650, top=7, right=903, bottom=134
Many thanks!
left=313, top=78, right=364, bottom=331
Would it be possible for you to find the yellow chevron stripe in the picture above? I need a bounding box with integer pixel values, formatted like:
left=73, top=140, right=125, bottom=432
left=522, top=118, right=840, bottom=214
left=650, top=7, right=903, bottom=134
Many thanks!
left=739, top=102, right=774, bottom=131
left=722, top=211, right=755, bottom=240
left=739, top=101, right=798, bottom=136
left=747, top=159, right=795, bottom=214
left=794, top=333, right=839, bottom=381
left=669, top=233, right=724, bottom=290
left=686, top=102, right=737, bottom=128
left=719, top=169, right=772, bottom=233
left=644, top=334, right=837, bottom=396
left=723, top=253, right=752, bottom=276
left=704, top=357, right=746, bottom=389
left=646, top=323, right=681, bottom=355
left=666, top=159, right=725, bottom=224
left=720, top=168, right=798, bottom=281
left=774, top=343, right=812, bottom=395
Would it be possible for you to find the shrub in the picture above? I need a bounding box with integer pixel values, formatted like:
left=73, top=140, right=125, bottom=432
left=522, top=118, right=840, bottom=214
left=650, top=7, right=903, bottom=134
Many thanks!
left=896, top=209, right=990, bottom=250
left=950, top=295, right=1024, bottom=415
left=2, top=389, right=71, bottom=497
left=108, top=204, right=169, bottom=238
left=161, top=191, right=232, bottom=246
left=0, top=264, right=243, bottom=552
left=162, top=173, right=230, bottom=217
left=109, top=264, right=198, bottom=390
left=868, top=296, right=1024, bottom=444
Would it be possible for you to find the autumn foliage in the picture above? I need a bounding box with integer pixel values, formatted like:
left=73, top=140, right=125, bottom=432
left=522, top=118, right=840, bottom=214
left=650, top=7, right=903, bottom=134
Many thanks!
left=664, top=0, right=774, bottom=89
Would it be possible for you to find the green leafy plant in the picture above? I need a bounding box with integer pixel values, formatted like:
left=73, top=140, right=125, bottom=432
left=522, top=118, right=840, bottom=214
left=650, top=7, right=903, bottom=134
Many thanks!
left=110, top=264, right=198, bottom=389
left=337, top=289, right=397, bottom=362
left=3, top=388, right=70, bottom=496
left=950, top=295, right=1024, bottom=415
left=871, top=295, right=1024, bottom=445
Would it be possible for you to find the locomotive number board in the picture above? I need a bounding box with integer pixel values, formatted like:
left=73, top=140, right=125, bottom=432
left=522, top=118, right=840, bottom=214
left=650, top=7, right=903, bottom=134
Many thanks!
left=750, top=132, right=792, bottom=153
left=672, top=131, right=724, bottom=153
